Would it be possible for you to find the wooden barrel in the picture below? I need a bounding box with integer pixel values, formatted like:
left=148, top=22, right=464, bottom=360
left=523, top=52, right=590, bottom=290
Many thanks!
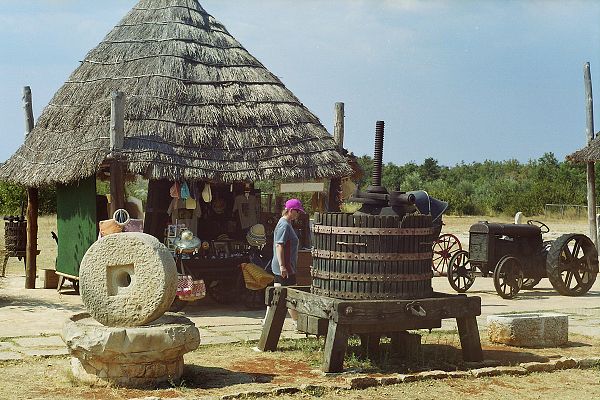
left=311, top=212, right=434, bottom=300
left=4, top=219, right=27, bottom=252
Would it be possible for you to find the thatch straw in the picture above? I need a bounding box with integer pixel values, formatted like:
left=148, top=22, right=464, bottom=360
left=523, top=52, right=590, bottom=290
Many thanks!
left=566, top=133, right=600, bottom=163
left=0, top=0, right=352, bottom=187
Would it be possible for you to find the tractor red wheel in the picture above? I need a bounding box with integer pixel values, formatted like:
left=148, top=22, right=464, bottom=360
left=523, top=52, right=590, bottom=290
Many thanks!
left=432, top=234, right=462, bottom=276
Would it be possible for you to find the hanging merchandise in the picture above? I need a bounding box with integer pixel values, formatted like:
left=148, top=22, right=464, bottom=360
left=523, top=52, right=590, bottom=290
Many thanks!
left=212, top=196, right=226, bottom=214
left=180, top=181, right=191, bottom=199
left=169, top=181, right=181, bottom=198
left=233, top=189, right=259, bottom=230
left=202, top=183, right=212, bottom=203
left=311, top=192, right=326, bottom=212
left=191, top=181, right=201, bottom=201
left=246, top=223, right=267, bottom=248
left=340, top=177, right=356, bottom=201
left=185, top=197, right=197, bottom=210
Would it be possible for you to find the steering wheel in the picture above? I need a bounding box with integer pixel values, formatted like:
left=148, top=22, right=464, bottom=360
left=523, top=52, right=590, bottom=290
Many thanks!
left=527, top=219, right=549, bottom=234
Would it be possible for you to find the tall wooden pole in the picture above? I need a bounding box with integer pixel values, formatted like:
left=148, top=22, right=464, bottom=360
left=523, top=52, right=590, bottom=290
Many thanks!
left=334, top=102, right=344, bottom=149
left=327, top=102, right=345, bottom=212
left=109, top=91, right=125, bottom=215
left=23, top=86, right=38, bottom=289
left=584, top=63, right=597, bottom=247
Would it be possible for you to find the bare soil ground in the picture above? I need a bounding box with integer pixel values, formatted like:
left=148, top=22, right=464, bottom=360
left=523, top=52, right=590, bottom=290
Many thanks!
left=0, top=333, right=599, bottom=399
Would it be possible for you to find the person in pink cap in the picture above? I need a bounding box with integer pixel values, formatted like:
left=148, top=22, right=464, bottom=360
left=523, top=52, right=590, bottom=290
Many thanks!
left=264, top=198, right=305, bottom=326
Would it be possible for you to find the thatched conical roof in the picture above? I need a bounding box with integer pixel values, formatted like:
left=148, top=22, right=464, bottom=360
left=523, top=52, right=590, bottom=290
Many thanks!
left=0, top=0, right=352, bottom=187
left=566, top=133, right=600, bottom=163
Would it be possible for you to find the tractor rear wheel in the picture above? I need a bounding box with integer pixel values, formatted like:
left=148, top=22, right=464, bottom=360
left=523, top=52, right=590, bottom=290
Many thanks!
left=546, top=234, right=598, bottom=296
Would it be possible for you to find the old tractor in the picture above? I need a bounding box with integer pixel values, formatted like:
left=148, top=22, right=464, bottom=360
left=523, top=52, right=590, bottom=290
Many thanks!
left=447, top=219, right=598, bottom=299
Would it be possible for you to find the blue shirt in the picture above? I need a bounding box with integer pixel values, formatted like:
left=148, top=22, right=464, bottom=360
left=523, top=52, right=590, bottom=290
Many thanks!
left=271, top=217, right=299, bottom=275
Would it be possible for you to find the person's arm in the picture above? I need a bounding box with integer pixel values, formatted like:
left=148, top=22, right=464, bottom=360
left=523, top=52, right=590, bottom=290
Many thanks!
left=276, top=243, right=288, bottom=278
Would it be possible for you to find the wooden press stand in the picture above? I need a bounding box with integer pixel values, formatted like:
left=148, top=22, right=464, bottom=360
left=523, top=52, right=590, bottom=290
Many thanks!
left=257, top=286, right=483, bottom=373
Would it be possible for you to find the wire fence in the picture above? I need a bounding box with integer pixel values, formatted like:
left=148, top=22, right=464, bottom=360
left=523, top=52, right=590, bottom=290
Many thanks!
left=544, top=203, right=600, bottom=218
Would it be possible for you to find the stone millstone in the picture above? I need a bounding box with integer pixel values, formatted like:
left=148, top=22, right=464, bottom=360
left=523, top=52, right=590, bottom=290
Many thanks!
left=63, top=313, right=200, bottom=388
left=487, top=313, right=568, bottom=347
left=79, top=232, right=177, bottom=327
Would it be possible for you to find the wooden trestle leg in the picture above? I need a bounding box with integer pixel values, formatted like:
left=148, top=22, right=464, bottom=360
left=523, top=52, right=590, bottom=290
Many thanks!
left=456, top=315, right=483, bottom=362
left=322, top=320, right=350, bottom=373
left=257, top=287, right=288, bottom=351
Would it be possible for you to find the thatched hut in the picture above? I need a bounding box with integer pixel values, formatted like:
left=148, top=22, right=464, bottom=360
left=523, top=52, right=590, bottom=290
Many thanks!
left=566, top=134, right=600, bottom=163
left=0, top=0, right=353, bottom=287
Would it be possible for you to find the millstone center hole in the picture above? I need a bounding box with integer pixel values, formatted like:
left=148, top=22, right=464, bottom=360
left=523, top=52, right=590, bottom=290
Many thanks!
left=116, top=270, right=132, bottom=288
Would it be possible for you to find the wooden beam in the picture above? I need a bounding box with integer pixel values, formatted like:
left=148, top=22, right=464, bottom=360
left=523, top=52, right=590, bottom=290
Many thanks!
left=109, top=91, right=125, bottom=214
left=23, top=86, right=38, bottom=289
left=584, top=63, right=597, bottom=247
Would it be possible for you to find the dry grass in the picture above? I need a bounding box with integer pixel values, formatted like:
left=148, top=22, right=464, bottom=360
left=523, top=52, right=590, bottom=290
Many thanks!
left=0, top=332, right=598, bottom=400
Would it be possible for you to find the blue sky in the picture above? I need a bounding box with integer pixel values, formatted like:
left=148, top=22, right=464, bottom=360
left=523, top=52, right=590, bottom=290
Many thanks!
left=1, top=0, right=599, bottom=167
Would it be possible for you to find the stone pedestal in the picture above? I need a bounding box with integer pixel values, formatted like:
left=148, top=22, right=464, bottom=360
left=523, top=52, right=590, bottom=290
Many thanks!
left=487, top=313, right=568, bottom=347
left=62, top=313, right=200, bottom=388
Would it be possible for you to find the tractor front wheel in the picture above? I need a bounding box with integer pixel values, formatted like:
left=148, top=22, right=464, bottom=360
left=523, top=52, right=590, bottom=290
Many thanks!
left=493, top=255, right=523, bottom=299
left=447, top=250, right=475, bottom=293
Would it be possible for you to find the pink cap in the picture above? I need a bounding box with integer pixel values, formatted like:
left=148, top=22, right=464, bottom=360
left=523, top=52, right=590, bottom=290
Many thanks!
left=285, top=198, right=306, bottom=213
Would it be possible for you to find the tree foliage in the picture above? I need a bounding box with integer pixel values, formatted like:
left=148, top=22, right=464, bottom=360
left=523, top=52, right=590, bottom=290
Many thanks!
left=0, top=152, right=591, bottom=217
left=356, top=153, right=588, bottom=215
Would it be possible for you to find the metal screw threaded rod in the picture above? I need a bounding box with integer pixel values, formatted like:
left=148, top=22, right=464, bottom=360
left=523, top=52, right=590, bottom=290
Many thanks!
left=372, top=121, right=385, bottom=187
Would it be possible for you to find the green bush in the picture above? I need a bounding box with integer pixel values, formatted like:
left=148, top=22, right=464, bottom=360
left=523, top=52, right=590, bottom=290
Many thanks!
left=0, top=182, right=56, bottom=215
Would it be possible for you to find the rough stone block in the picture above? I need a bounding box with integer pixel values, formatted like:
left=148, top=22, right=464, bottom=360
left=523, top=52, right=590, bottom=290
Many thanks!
left=520, top=361, right=556, bottom=372
left=470, top=366, right=527, bottom=378
left=416, top=370, right=449, bottom=380
left=551, top=357, right=577, bottom=370
left=347, top=376, right=378, bottom=389
left=378, top=376, right=399, bottom=385
left=576, top=357, right=600, bottom=368
left=63, top=313, right=199, bottom=388
left=447, top=370, right=471, bottom=379
left=487, top=313, right=568, bottom=347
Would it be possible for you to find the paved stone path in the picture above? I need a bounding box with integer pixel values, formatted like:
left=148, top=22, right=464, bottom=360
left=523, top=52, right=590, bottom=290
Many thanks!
left=1, top=274, right=599, bottom=361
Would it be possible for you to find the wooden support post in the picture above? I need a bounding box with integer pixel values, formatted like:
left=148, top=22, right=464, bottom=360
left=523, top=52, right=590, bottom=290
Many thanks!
left=258, top=287, right=288, bottom=351
left=584, top=63, right=597, bottom=247
left=359, top=333, right=381, bottom=359
left=23, top=86, right=38, bottom=289
left=25, top=188, right=38, bottom=289
left=322, top=319, right=349, bottom=373
left=456, top=316, right=483, bottom=362
left=390, top=331, right=422, bottom=360
left=109, top=91, right=125, bottom=214
left=23, top=86, right=35, bottom=136
left=327, top=102, right=344, bottom=212
left=334, top=102, right=344, bottom=147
